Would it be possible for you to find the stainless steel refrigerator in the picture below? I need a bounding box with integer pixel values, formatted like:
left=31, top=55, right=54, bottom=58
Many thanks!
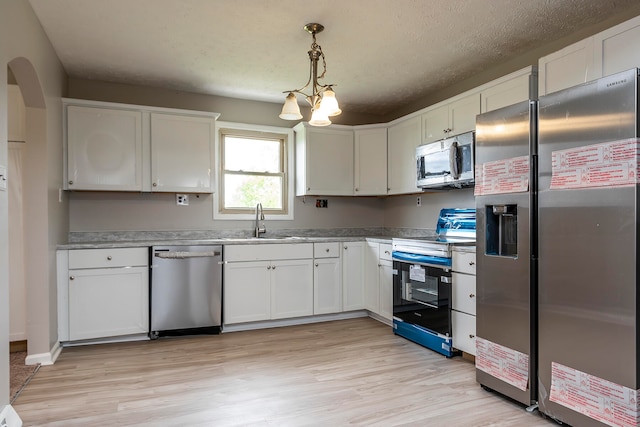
left=537, top=68, right=640, bottom=426
left=474, top=99, right=538, bottom=407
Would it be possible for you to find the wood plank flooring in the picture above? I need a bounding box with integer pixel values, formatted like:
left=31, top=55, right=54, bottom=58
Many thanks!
left=13, top=318, right=557, bottom=426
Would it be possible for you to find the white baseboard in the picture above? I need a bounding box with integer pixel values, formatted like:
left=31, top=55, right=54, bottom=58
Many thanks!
left=25, top=341, right=62, bottom=366
left=222, top=310, right=369, bottom=333
left=0, top=405, right=23, bottom=427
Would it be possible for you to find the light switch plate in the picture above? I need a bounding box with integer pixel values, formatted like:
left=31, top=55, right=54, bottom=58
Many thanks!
left=0, top=165, right=7, bottom=191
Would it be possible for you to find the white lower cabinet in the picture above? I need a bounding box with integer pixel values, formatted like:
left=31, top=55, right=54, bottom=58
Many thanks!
left=223, top=243, right=314, bottom=325
left=59, top=247, right=149, bottom=342
left=342, top=241, right=365, bottom=311
left=451, top=247, right=477, bottom=355
left=364, top=241, right=393, bottom=322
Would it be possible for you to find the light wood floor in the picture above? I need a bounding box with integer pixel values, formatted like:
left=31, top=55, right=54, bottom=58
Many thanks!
left=14, top=318, right=556, bottom=426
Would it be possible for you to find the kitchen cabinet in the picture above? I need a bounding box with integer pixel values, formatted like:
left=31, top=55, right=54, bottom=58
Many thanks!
left=342, top=241, right=365, bottom=311
left=223, top=243, right=314, bottom=324
left=8, top=84, right=26, bottom=143
left=353, top=127, right=388, bottom=196
left=387, top=116, right=421, bottom=195
left=480, top=67, right=535, bottom=113
left=313, top=242, right=342, bottom=315
left=539, top=14, right=640, bottom=95
left=65, top=104, right=143, bottom=191
left=422, top=92, right=480, bottom=144
left=451, top=247, right=477, bottom=356
left=58, top=247, right=149, bottom=342
left=150, top=113, right=214, bottom=193
left=294, top=123, right=354, bottom=196
left=364, top=241, right=393, bottom=322
left=63, top=99, right=219, bottom=193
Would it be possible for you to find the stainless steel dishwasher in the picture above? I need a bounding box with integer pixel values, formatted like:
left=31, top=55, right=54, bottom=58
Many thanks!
left=150, top=245, right=222, bottom=338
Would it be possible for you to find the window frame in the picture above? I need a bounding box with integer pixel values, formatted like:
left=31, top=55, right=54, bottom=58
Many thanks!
left=214, top=121, right=294, bottom=220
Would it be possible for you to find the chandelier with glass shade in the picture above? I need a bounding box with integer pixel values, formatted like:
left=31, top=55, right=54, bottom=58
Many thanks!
left=279, top=23, right=341, bottom=126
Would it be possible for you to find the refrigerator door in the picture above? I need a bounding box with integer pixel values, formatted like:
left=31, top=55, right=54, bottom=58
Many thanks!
left=475, top=101, right=537, bottom=406
left=538, top=68, right=639, bottom=426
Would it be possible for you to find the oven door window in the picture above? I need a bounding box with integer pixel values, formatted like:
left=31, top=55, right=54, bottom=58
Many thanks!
left=393, top=261, right=451, bottom=336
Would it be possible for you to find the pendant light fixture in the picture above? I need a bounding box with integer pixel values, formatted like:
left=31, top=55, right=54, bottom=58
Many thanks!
left=279, top=23, right=341, bottom=126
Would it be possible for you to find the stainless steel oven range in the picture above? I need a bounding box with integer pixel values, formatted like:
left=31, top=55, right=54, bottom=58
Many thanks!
left=392, top=209, right=475, bottom=357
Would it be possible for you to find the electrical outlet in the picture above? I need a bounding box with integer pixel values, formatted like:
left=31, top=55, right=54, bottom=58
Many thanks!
left=315, top=199, right=328, bottom=208
left=416, top=196, right=422, bottom=207
left=176, top=194, right=189, bottom=206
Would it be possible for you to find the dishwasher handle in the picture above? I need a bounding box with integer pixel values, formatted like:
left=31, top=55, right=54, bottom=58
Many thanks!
left=154, top=251, right=221, bottom=259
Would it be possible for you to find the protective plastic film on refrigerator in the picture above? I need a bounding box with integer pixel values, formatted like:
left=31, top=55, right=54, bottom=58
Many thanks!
left=537, top=68, right=640, bottom=427
left=474, top=99, right=538, bottom=407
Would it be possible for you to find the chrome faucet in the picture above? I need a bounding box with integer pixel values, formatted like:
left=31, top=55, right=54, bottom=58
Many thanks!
left=255, top=203, right=266, bottom=238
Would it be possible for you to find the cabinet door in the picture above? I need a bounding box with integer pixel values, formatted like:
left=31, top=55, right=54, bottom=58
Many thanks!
left=378, top=259, right=393, bottom=321
left=314, top=258, right=342, bottom=315
left=354, top=128, right=388, bottom=195
left=300, top=127, right=354, bottom=195
left=538, top=38, right=594, bottom=96
left=422, top=105, right=449, bottom=144
left=387, top=116, right=421, bottom=195
left=342, top=242, right=365, bottom=311
left=68, top=266, right=148, bottom=341
left=481, top=72, right=532, bottom=113
left=271, top=259, right=313, bottom=319
left=593, top=15, right=640, bottom=79
left=223, top=261, right=271, bottom=324
left=452, top=310, right=476, bottom=355
left=448, top=93, right=480, bottom=136
left=150, top=113, right=214, bottom=193
left=364, top=242, right=380, bottom=312
left=66, top=105, right=143, bottom=191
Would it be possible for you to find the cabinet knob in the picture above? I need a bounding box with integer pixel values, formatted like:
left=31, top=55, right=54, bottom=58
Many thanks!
left=69, top=276, right=75, bottom=280
left=469, top=293, right=475, bottom=298
left=378, top=263, right=381, bottom=267
left=153, top=182, right=158, bottom=187
left=387, top=187, right=391, bottom=191
left=344, top=246, right=348, bottom=250
left=107, top=256, right=112, bottom=261
left=68, top=180, right=74, bottom=185
left=307, top=187, right=311, bottom=191
left=315, top=263, right=319, bottom=267
left=469, top=334, right=475, bottom=339
left=326, top=248, right=330, bottom=253
left=355, top=188, right=359, bottom=191
left=469, top=261, right=475, bottom=266
left=272, top=265, right=276, bottom=270
left=267, top=266, right=272, bottom=270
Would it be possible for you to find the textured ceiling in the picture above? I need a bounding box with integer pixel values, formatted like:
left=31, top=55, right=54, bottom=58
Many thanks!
left=28, top=0, right=640, bottom=116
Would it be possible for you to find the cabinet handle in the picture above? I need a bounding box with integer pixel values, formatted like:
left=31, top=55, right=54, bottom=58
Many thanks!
left=153, top=182, right=158, bottom=187
left=387, top=187, right=391, bottom=191
left=378, top=263, right=381, bottom=267
left=469, top=293, right=475, bottom=298
left=384, top=250, right=390, bottom=255
left=267, top=266, right=272, bottom=270
left=355, top=188, right=359, bottom=191
left=469, top=261, right=475, bottom=266
left=107, top=256, right=112, bottom=261
left=469, top=334, right=475, bottom=339
left=326, top=248, right=330, bottom=253
left=344, top=246, right=348, bottom=250
left=307, top=187, right=311, bottom=191
left=272, top=265, right=276, bottom=270
left=315, top=263, right=319, bottom=267
left=68, top=180, right=73, bottom=185
left=69, top=276, right=75, bottom=280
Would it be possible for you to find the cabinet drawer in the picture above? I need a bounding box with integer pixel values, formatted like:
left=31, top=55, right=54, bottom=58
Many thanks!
left=224, top=243, right=313, bottom=262
left=452, top=310, right=476, bottom=356
left=452, top=272, right=476, bottom=315
left=453, top=249, right=476, bottom=275
left=69, top=247, right=148, bottom=269
left=379, top=243, right=393, bottom=261
left=314, top=242, right=340, bottom=258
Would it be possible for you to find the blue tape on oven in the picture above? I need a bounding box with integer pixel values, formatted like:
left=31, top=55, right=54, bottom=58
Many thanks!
left=391, top=251, right=452, bottom=267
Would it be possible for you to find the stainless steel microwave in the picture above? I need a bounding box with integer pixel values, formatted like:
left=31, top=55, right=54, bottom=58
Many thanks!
left=416, top=131, right=475, bottom=189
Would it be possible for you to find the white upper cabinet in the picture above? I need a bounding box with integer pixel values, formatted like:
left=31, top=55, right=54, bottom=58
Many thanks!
left=66, top=105, right=143, bottom=191
left=387, top=115, right=421, bottom=195
left=63, top=99, right=219, bottom=193
left=295, top=123, right=354, bottom=196
left=539, top=14, right=640, bottom=96
left=150, top=113, right=214, bottom=193
left=353, top=127, right=387, bottom=196
left=422, top=92, right=480, bottom=144
left=480, top=67, right=535, bottom=113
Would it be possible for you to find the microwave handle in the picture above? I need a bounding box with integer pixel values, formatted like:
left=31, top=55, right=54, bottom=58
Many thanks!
left=449, top=141, right=461, bottom=179
left=417, top=156, right=425, bottom=180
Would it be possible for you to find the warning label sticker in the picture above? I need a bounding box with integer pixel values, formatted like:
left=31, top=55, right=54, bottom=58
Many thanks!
left=550, top=362, right=640, bottom=427
left=475, top=337, right=529, bottom=391
left=550, top=138, right=640, bottom=190
left=474, top=155, right=529, bottom=196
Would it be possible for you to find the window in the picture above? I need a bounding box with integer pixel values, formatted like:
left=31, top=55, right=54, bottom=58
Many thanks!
left=217, top=125, right=292, bottom=219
